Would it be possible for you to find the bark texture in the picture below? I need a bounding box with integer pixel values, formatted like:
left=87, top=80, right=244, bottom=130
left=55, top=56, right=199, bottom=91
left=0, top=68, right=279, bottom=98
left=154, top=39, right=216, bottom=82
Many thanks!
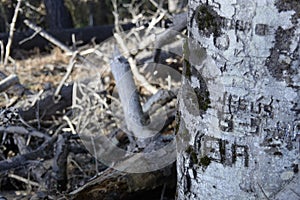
left=177, top=0, right=300, bottom=199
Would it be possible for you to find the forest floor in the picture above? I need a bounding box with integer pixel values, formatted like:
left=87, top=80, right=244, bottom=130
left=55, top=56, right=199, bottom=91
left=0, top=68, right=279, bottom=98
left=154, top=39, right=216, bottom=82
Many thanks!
left=0, top=24, right=183, bottom=198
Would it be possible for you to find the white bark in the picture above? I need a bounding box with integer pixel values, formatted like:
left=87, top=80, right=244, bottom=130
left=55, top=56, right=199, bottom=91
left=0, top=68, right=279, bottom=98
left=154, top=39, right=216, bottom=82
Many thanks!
left=177, top=0, right=300, bottom=199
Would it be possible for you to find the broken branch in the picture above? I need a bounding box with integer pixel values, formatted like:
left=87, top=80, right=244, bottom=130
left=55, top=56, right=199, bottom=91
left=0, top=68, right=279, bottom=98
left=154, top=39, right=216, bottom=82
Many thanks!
left=0, top=74, right=19, bottom=93
left=110, top=52, right=150, bottom=141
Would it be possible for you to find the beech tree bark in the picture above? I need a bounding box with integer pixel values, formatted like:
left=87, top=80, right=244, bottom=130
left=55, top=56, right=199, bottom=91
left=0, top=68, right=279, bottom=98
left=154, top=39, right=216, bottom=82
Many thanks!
left=177, top=0, right=299, bottom=199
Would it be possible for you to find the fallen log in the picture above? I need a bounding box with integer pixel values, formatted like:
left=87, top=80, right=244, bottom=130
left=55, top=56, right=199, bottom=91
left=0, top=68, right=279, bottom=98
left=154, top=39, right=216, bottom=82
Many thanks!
left=18, top=84, right=73, bottom=121
left=69, top=164, right=176, bottom=200
left=0, top=23, right=135, bottom=51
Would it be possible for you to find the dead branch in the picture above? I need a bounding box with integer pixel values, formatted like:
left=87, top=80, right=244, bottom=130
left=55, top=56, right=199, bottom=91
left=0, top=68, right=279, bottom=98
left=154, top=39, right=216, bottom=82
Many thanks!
left=4, top=0, right=22, bottom=66
left=0, top=136, right=57, bottom=172
left=153, top=11, right=187, bottom=62
left=23, top=20, right=118, bottom=71
left=8, top=173, right=40, bottom=187
left=0, top=23, right=134, bottom=51
left=0, top=74, right=19, bottom=93
left=110, top=52, right=150, bottom=141
left=13, top=134, right=28, bottom=155
left=142, top=89, right=176, bottom=113
left=0, top=71, right=29, bottom=96
left=52, top=133, right=70, bottom=192
left=23, top=19, right=72, bottom=54
left=54, top=53, right=77, bottom=99
left=0, top=126, right=51, bottom=140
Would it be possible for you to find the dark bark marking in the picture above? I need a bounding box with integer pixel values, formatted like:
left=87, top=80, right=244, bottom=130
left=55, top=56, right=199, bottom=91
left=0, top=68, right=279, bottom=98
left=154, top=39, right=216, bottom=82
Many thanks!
left=199, top=156, right=211, bottom=167
left=232, top=144, right=249, bottom=167
left=265, top=26, right=299, bottom=84
left=195, top=4, right=223, bottom=38
left=185, top=145, right=198, bottom=164
left=255, top=24, right=271, bottom=36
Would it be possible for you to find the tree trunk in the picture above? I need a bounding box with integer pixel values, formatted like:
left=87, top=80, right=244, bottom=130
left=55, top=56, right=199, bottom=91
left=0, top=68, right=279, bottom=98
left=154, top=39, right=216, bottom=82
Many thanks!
left=177, top=0, right=299, bottom=199
left=44, top=0, right=73, bottom=30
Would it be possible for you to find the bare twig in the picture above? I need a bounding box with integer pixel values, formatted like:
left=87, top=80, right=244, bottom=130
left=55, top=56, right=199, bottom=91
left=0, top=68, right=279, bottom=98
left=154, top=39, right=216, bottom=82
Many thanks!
left=0, top=126, right=51, bottom=140
left=63, top=115, right=76, bottom=135
left=111, top=0, right=122, bottom=34
left=54, top=53, right=77, bottom=100
left=149, top=0, right=161, bottom=9
left=146, top=0, right=169, bottom=36
left=0, top=40, right=4, bottom=65
left=71, top=34, right=76, bottom=50
left=8, top=173, right=40, bottom=187
left=0, top=74, right=19, bottom=92
left=123, top=1, right=143, bottom=23
left=5, top=96, right=19, bottom=108
left=19, top=30, right=41, bottom=45
left=257, top=182, right=270, bottom=200
left=145, top=11, right=166, bottom=36
left=4, top=0, right=22, bottom=66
